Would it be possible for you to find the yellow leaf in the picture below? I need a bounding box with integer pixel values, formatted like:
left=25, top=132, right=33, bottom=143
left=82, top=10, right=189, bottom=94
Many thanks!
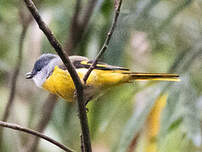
left=145, top=94, right=168, bottom=152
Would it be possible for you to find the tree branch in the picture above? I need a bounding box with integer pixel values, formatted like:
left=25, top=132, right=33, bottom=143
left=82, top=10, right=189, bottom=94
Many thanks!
left=23, top=0, right=92, bottom=151
left=0, top=121, right=74, bottom=152
left=83, top=0, right=123, bottom=83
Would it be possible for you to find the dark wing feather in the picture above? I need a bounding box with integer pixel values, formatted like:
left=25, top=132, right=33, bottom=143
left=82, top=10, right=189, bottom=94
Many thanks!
left=58, top=59, right=130, bottom=71
left=80, top=60, right=129, bottom=71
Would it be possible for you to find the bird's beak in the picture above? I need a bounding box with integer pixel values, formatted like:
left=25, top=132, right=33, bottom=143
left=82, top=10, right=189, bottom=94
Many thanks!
left=26, top=72, right=34, bottom=79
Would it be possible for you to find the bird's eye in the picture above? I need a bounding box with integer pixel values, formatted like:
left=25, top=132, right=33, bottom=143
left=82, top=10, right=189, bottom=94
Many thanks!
left=36, top=67, right=41, bottom=71
left=34, top=64, right=42, bottom=72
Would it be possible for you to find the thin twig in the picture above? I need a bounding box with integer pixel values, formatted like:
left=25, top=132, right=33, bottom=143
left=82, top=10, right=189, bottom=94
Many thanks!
left=83, top=0, right=123, bottom=83
left=23, top=0, right=92, bottom=151
left=24, top=94, right=58, bottom=152
left=0, top=121, right=74, bottom=152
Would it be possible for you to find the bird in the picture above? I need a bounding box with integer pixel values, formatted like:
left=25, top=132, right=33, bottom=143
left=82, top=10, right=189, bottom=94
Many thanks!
left=26, top=53, right=180, bottom=102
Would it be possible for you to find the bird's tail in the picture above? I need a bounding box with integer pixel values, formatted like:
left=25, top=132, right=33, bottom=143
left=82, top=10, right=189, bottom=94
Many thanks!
left=125, top=72, right=180, bottom=82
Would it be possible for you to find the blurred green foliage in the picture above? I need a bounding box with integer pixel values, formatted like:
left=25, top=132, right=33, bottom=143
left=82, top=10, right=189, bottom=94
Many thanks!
left=0, top=0, right=202, bottom=152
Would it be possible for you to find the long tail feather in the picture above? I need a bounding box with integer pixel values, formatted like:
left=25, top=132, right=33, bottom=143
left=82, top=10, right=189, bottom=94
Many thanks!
left=128, top=73, right=180, bottom=82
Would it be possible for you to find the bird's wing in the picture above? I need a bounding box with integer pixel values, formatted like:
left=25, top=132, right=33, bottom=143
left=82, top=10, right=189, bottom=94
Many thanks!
left=58, top=59, right=129, bottom=71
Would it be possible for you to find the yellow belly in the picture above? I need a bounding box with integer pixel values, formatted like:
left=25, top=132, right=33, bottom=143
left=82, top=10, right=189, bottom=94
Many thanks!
left=42, top=66, right=130, bottom=102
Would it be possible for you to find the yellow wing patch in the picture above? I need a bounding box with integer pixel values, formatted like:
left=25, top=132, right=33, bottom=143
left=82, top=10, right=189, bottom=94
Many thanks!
left=80, top=60, right=130, bottom=71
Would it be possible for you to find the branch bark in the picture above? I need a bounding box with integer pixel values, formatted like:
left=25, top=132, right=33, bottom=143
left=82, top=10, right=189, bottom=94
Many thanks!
left=23, top=0, right=92, bottom=151
left=83, top=0, right=123, bottom=83
left=0, top=121, right=74, bottom=152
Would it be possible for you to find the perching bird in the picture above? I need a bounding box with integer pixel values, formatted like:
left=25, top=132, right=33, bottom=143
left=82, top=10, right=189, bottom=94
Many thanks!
left=26, top=53, right=180, bottom=102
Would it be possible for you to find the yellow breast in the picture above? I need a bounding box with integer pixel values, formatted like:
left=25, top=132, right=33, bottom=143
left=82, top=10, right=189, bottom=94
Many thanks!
left=42, top=66, right=130, bottom=102
left=42, top=66, right=92, bottom=101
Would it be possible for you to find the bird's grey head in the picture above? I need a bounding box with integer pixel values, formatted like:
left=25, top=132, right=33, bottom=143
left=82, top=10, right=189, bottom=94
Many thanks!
left=26, top=53, right=61, bottom=87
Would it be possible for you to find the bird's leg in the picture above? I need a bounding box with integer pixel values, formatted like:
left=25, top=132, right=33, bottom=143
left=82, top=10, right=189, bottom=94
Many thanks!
left=84, top=97, right=93, bottom=106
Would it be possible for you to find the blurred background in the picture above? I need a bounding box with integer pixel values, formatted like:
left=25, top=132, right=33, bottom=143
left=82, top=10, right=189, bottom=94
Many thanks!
left=0, top=0, right=202, bottom=152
